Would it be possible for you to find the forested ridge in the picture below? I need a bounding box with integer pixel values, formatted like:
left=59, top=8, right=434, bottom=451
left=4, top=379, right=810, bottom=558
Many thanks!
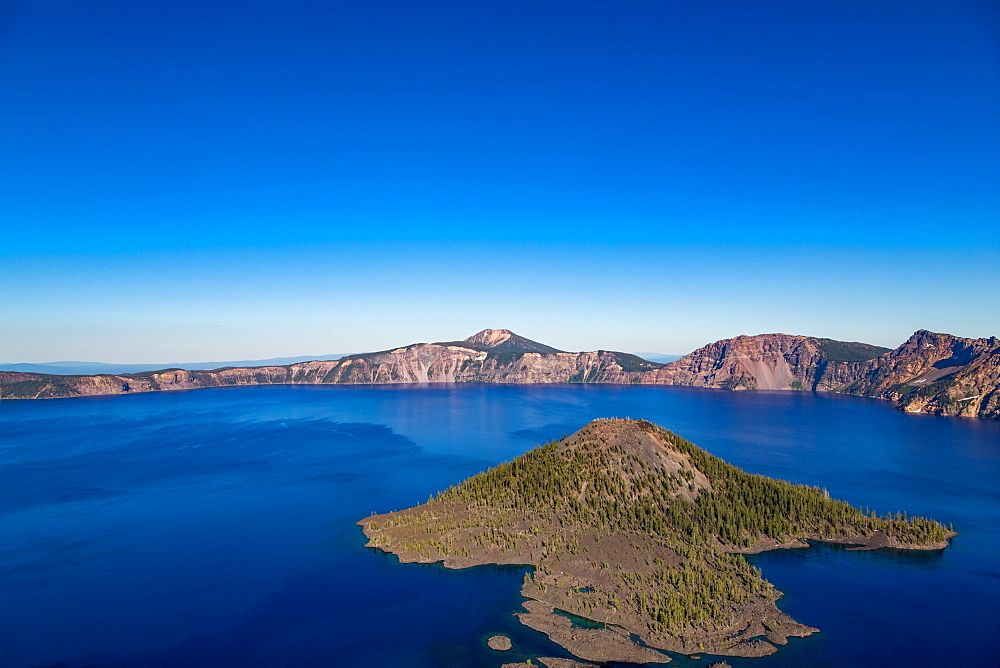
left=438, top=420, right=948, bottom=549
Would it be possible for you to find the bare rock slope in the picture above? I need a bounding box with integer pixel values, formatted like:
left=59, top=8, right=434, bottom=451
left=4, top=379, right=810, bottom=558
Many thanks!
left=641, top=330, right=998, bottom=419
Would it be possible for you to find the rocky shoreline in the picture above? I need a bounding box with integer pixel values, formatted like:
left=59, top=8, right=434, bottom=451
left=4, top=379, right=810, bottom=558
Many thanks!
left=358, top=419, right=954, bottom=664
left=360, top=525, right=826, bottom=661
left=362, top=527, right=953, bottom=663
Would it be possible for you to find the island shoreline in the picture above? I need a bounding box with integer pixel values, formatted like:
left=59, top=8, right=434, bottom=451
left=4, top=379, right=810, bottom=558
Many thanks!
left=357, top=419, right=955, bottom=663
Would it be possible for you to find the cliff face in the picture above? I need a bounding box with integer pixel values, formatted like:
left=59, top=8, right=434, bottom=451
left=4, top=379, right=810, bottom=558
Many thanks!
left=2, top=328, right=997, bottom=420
left=840, top=330, right=1000, bottom=419
left=638, top=334, right=835, bottom=391
left=633, top=330, right=998, bottom=419
left=303, top=346, right=661, bottom=384
left=0, top=338, right=662, bottom=399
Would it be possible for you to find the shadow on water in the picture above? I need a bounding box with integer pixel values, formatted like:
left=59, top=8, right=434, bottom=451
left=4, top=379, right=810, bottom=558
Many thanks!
left=763, top=539, right=948, bottom=568
left=110, top=548, right=586, bottom=668
left=511, top=422, right=577, bottom=444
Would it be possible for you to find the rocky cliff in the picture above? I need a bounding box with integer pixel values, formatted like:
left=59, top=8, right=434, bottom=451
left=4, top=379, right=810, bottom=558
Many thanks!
left=0, top=330, right=662, bottom=399
left=841, top=330, right=1000, bottom=419
left=2, top=328, right=997, bottom=420
left=634, top=330, right=998, bottom=419
left=636, top=334, right=884, bottom=391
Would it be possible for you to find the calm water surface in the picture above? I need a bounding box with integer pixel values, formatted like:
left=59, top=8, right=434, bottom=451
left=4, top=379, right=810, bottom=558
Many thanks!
left=0, top=384, right=997, bottom=667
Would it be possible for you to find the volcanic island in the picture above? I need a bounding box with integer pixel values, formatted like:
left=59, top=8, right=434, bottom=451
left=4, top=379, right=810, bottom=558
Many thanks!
left=359, top=419, right=953, bottom=664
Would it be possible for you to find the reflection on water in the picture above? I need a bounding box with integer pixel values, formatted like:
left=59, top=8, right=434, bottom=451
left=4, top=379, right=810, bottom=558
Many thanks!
left=767, top=539, right=948, bottom=569
left=0, top=384, right=997, bottom=667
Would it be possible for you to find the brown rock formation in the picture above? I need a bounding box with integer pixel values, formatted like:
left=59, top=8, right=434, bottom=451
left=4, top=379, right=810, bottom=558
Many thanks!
left=639, top=334, right=834, bottom=391
left=444, top=328, right=565, bottom=354
left=631, top=330, right=999, bottom=419
left=837, top=330, right=1000, bottom=419
left=0, top=334, right=661, bottom=399
left=2, top=328, right=997, bottom=420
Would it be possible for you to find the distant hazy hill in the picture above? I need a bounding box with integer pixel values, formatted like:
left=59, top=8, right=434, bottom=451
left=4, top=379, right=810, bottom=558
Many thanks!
left=0, top=354, right=352, bottom=376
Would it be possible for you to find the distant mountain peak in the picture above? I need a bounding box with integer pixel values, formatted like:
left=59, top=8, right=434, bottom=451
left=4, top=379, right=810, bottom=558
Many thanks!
left=463, top=329, right=515, bottom=346
left=454, top=329, right=564, bottom=354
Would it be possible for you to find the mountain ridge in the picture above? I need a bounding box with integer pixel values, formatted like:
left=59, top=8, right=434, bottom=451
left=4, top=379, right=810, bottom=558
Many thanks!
left=1, top=328, right=996, bottom=420
left=434, top=328, right=565, bottom=354
left=0, top=354, right=354, bottom=376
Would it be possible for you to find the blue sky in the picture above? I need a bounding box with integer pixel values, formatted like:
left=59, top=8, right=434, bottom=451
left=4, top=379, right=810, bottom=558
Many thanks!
left=2, top=1, right=998, bottom=361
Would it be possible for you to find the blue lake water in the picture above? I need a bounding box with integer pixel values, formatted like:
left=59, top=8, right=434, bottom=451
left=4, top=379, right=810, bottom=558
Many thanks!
left=0, top=384, right=998, bottom=667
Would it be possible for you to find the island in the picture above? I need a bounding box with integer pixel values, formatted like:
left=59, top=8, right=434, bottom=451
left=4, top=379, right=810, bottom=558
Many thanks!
left=359, top=419, right=954, bottom=663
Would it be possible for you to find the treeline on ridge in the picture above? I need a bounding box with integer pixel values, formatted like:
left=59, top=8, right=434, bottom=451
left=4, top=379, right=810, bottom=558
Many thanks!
left=438, top=421, right=948, bottom=549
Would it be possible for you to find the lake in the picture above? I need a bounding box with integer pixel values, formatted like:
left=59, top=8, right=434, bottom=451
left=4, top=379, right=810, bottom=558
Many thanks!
left=0, top=384, right=997, bottom=667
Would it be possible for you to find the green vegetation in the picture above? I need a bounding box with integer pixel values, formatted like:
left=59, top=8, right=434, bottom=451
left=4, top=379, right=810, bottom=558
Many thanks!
left=606, top=352, right=665, bottom=373
left=1, top=378, right=64, bottom=398
left=483, top=351, right=528, bottom=366
left=719, top=374, right=753, bottom=390
left=436, top=340, right=563, bottom=354
left=369, top=420, right=949, bottom=638
left=567, top=368, right=601, bottom=383
left=622, top=551, right=769, bottom=629
left=438, top=421, right=946, bottom=549
left=0, top=374, right=85, bottom=399
left=814, top=338, right=891, bottom=362
left=888, top=379, right=958, bottom=403
left=677, top=440, right=948, bottom=547
left=123, top=368, right=185, bottom=377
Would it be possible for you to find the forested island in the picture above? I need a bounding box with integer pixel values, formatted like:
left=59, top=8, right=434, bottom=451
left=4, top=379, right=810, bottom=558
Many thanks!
left=360, top=419, right=953, bottom=663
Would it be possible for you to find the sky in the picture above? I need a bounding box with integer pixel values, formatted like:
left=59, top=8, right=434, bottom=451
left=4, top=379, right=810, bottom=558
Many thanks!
left=2, top=0, right=998, bottom=362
